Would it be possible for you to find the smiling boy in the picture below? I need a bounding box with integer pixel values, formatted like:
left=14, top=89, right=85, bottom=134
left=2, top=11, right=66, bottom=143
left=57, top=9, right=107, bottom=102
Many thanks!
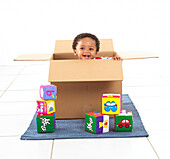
left=72, top=33, right=121, bottom=60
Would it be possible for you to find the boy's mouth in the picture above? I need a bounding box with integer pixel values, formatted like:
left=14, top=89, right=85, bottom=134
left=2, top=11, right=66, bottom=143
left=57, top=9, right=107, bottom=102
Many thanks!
left=82, top=53, right=91, bottom=59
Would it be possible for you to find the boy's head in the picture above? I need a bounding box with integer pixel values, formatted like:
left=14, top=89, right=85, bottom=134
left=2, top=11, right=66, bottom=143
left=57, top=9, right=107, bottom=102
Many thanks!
left=72, top=33, right=100, bottom=59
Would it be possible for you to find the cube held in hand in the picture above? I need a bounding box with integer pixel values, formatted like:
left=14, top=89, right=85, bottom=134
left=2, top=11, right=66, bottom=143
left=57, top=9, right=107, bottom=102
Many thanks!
left=102, top=94, right=121, bottom=115
left=40, top=85, right=57, bottom=100
left=114, top=110, right=133, bottom=132
left=85, top=111, right=109, bottom=134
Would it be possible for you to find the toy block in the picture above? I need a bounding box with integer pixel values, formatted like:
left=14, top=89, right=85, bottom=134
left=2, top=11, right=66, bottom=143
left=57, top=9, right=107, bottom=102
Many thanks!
left=114, top=110, right=133, bottom=132
left=40, top=85, right=57, bottom=100
left=36, top=113, right=56, bottom=133
left=85, top=111, right=109, bottom=134
left=94, top=57, right=112, bottom=59
left=37, top=99, right=55, bottom=115
left=102, top=94, right=121, bottom=115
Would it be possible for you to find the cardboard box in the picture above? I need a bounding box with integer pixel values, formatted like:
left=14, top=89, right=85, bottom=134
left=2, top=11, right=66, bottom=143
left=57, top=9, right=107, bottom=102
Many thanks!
left=48, top=39, right=123, bottom=119
left=14, top=39, right=158, bottom=119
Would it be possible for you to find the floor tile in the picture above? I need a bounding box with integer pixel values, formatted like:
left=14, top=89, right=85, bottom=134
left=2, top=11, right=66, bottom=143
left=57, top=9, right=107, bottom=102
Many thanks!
left=14, top=74, right=49, bottom=82
left=7, top=76, right=49, bottom=91
left=148, top=130, right=170, bottom=159
left=123, top=75, right=168, bottom=87
left=52, top=138, right=158, bottom=159
left=0, top=90, right=39, bottom=102
left=0, top=115, right=33, bottom=136
left=7, top=80, right=42, bottom=91
left=0, top=75, right=17, bottom=90
left=0, top=58, right=168, bottom=158
left=137, top=109, right=170, bottom=132
left=122, top=59, right=159, bottom=77
left=0, top=91, right=5, bottom=97
left=129, top=96, right=170, bottom=110
left=20, top=62, right=49, bottom=75
left=123, top=85, right=170, bottom=98
left=0, top=65, right=25, bottom=75
left=0, top=137, right=53, bottom=159
left=0, top=102, right=36, bottom=115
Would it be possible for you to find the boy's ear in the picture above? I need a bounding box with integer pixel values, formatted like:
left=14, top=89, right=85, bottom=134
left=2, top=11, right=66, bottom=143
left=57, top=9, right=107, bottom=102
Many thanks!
left=74, top=50, right=77, bottom=56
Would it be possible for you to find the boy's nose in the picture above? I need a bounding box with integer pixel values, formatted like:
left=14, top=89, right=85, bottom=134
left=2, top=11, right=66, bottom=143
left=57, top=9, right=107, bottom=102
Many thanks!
left=84, top=48, right=89, bottom=52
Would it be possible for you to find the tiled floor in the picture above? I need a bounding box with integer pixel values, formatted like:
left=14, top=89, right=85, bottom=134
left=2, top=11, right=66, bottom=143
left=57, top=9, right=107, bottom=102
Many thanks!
left=0, top=58, right=169, bottom=159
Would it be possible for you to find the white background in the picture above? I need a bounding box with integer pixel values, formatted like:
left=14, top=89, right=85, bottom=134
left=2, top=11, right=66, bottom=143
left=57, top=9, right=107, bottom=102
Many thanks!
left=0, top=1, right=170, bottom=158
left=0, top=0, right=170, bottom=63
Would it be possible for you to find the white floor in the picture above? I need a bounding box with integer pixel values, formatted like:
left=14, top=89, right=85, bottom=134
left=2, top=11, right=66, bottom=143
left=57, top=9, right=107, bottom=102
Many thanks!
left=0, top=57, right=169, bottom=159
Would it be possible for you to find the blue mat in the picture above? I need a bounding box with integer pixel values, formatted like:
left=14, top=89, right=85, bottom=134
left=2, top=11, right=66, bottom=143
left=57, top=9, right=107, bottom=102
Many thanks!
left=21, top=94, right=149, bottom=140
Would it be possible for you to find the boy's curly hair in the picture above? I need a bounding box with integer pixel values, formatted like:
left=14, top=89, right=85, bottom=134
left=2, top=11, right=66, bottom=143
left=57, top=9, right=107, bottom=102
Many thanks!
left=72, top=33, right=100, bottom=52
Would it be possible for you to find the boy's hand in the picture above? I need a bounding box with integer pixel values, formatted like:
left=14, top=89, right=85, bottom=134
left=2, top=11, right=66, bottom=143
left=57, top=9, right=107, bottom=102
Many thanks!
left=112, top=57, right=121, bottom=60
left=112, top=51, right=122, bottom=60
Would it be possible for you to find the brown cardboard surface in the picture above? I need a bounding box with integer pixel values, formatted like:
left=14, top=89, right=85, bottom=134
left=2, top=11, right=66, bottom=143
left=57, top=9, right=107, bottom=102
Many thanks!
left=52, top=81, right=122, bottom=119
left=48, top=59, right=123, bottom=82
left=50, top=40, right=123, bottom=119
left=14, top=54, right=52, bottom=61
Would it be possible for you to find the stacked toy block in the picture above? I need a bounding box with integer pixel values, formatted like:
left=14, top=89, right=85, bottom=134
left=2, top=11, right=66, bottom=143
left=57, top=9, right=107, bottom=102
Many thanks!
left=36, top=85, right=57, bottom=133
left=85, top=111, right=109, bottom=134
left=102, top=94, right=121, bottom=115
left=85, top=94, right=133, bottom=133
left=40, top=85, right=57, bottom=100
left=36, top=113, right=56, bottom=133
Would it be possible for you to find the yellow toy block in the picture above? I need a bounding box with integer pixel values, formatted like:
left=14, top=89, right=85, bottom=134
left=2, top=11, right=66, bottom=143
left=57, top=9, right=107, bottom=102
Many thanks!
left=37, top=99, right=55, bottom=115
left=102, top=94, right=121, bottom=115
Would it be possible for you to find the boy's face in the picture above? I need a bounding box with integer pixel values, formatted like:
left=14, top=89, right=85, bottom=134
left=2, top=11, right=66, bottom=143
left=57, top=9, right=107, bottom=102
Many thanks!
left=74, top=37, right=97, bottom=59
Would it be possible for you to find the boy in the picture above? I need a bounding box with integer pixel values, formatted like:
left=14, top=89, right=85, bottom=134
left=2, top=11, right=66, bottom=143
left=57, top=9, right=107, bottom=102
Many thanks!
left=72, top=33, right=121, bottom=60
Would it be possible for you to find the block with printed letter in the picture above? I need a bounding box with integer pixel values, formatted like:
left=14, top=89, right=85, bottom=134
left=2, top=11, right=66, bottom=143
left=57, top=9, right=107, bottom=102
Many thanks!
left=40, top=85, right=57, bottom=100
left=102, top=94, right=121, bottom=115
left=85, top=111, right=109, bottom=134
left=114, top=110, right=133, bottom=132
left=36, top=113, right=56, bottom=133
left=36, top=99, right=55, bottom=115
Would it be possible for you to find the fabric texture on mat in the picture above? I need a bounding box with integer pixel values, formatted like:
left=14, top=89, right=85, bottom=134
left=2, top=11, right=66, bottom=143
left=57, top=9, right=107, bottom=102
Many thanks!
left=21, top=94, right=149, bottom=140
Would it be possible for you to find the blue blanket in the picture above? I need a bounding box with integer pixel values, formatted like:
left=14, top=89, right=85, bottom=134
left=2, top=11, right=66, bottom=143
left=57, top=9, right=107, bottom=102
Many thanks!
left=21, top=94, right=149, bottom=140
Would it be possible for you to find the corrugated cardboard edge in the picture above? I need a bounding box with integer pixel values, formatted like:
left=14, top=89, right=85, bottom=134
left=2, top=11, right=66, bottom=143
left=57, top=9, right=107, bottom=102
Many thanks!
left=14, top=54, right=52, bottom=61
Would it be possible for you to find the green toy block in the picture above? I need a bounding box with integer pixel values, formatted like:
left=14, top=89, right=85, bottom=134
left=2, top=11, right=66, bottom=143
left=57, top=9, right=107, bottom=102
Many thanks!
left=85, top=111, right=109, bottom=134
left=36, top=113, right=56, bottom=133
left=114, top=110, right=133, bottom=132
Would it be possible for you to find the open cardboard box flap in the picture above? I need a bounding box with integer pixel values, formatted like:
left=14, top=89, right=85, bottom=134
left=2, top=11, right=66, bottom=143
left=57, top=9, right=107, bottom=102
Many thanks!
left=118, top=50, right=159, bottom=60
left=14, top=39, right=158, bottom=61
left=14, top=54, right=52, bottom=61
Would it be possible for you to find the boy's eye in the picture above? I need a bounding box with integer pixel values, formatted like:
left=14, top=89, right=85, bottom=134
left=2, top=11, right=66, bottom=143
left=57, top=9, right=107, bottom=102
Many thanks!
left=80, top=47, right=85, bottom=50
left=89, top=48, right=94, bottom=50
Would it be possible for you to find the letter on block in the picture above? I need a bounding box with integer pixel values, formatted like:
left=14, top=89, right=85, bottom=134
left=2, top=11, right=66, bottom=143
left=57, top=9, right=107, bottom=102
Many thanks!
left=36, top=113, right=56, bottom=133
left=114, top=110, right=133, bottom=132
left=102, top=94, right=121, bottom=115
left=37, top=99, right=55, bottom=115
left=40, top=85, right=57, bottom=100
left=85, top=111, right=109, bottom=134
